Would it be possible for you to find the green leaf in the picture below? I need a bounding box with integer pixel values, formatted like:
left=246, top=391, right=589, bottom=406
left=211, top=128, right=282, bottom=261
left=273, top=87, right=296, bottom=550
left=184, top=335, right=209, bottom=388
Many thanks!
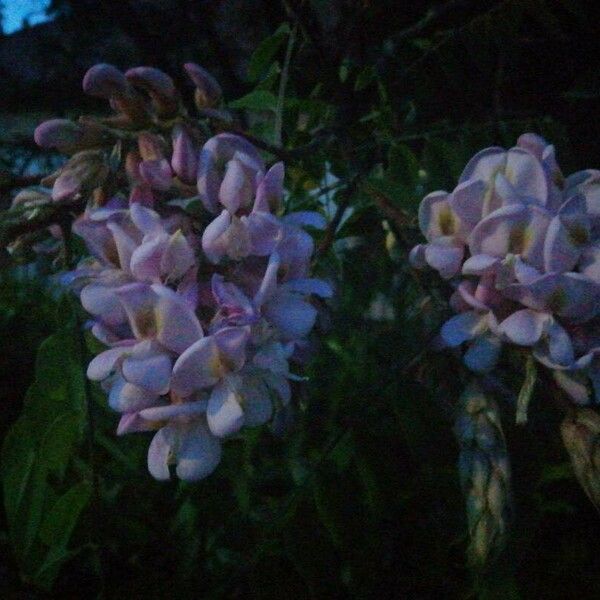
left=247, top=23, right=290, bottom=82
left=1, top=417, right=36, bottom=522
left=39, top=481, right=91, bottom=548
left=229, top=90, right=279, bottom=113
left=40, top=412, right=83, bottom=478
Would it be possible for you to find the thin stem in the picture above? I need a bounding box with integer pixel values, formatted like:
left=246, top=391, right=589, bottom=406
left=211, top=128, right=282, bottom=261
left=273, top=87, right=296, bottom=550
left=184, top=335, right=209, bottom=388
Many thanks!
left=274, top=24, right=297, bottom=147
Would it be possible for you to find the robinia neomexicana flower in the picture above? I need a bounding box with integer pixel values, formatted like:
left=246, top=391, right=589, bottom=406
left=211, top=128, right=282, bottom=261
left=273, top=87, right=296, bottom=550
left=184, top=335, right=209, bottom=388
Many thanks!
left=17, top=62, right=332, bottom=481
left=410, top=133, right=600, bottom=405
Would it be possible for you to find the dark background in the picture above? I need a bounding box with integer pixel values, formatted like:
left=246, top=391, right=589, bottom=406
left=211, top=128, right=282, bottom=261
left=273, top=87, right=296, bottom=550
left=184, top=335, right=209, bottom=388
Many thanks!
left=2, top=1, right=600, bottom=598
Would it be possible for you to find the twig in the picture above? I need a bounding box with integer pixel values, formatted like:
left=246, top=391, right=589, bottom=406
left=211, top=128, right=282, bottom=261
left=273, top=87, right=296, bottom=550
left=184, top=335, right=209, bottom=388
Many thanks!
left=274, top=24, right=297, bottom=146
left=362, top=182, right=413, bottom=233
left=0, top=200, right=83, bottom=246
left=316, top=177, right=359, bottom=257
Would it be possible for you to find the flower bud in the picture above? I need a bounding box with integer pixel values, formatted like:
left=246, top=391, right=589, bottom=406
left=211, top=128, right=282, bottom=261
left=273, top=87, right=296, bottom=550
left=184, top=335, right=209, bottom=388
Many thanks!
left=12, top=187, right=52, bottom=209
left=125, top=66, right=179, bottom=117
left=561, top=407, right=600, bottom=510
left=83, top=63, right=129, bottom=98
left=455, top=381, right=512, bottom=569
left=83, top=63, right=149, bottom=125
left=184, top=62, right=222, bottom=108
left=138, top=133, right=166, bottom=162
left=51, top=150, right=109, bottom=202
left=34, top=118, right=110, bottom=154
left=171, top=124, right=198, bottom=184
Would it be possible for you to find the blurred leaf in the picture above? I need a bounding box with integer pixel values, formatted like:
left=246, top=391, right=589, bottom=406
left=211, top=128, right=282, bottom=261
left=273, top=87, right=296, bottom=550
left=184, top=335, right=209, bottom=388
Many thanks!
left=39, top=481, right=91, bottom=548
left=247, top=23, right=290, bottom=82
left=1, top=301, right=88, bottom=588
left=230, top=90, right=279, bottom=113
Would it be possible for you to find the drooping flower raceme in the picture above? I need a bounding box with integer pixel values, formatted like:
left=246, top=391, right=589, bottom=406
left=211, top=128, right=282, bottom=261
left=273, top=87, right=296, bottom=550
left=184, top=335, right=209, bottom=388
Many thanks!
left=21, top=62, right=332, bottom=481
left=410, top=134, right=600, bottom=403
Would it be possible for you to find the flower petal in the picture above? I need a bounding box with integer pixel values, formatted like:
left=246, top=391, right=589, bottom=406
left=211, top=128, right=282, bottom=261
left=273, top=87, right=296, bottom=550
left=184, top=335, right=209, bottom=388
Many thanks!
left=175, top=421, right=222, bottom=481
left=207, top=380, right=244, bottom=437
left=440, top=311, right=486, bottom=347
left=498, top=309, right=549, bottom=346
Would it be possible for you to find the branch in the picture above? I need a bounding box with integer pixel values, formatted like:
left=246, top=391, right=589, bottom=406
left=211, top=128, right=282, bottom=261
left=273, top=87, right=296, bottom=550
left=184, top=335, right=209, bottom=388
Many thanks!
left=362, top=182, right=413, bottom=233
left=0, top=200, right=83, bottom=246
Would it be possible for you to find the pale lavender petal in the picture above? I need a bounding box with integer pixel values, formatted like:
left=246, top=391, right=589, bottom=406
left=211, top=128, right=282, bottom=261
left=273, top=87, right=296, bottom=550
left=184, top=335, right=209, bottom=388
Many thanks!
left=263, top=293, right=317, bottom=341
left=213, top=326, right=250, bottom=371
left=139, top=399, right=208, bottom=421
left=108, top=376, right=159, bottom=412
left=87, top=347, right=130, bottom=381
left=462, top=254, right=499, bottom=276
left=171, top=337, right=222, bottom=396
left=244, top=212, right=281, bottom=256
left=449, top=179, right=486, bottom=228
left=122, top=349, right=172, bottom=394
left=202, top=210, right=231, bottom=263
left=152, top=284, right=203, bottom=353
left=440, top=311, right=486, bottom=347
left=254, top=162, right=284, bottom=213
left=81, top=283, right=127, bottom=326
left=219, top=158, right=252, bottom=213
left=504, top=147, right=548, bottom=202
left=117, top=412, right=156, bottom=435
left=130, top=234, right=168, bottom=282
left=424, top=239, right=464, bottom=279
left=175, top=421, right=222, bottom=481
left=115, top=283, right=158, bottom=339
left=147, top=425, right=175, bottom=480
left=129, top=203, right=162, bottom=235
left=207, top=380, right=244, bottom=437
left=498, top=309, right=549, bottom=346
left=106, top=221, right=138, bottom=273
left=161, top=231, right=196, bottom=280
left=459, top=147, right=505, bottom=184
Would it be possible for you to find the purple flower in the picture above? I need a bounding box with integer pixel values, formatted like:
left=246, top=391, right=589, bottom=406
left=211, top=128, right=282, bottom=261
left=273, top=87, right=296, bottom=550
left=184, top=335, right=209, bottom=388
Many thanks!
left=411, top=133, right=600, bottom=403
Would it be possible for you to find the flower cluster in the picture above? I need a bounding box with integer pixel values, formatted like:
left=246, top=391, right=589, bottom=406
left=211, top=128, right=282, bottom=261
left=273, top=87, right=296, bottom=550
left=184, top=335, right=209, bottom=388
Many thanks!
left=410, top=134, right=600, bottom=403
left=27, top=63, right=331, bottom=480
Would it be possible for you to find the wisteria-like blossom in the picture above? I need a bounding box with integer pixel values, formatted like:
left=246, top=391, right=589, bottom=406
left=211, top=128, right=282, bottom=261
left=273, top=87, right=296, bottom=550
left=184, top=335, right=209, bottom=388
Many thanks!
left=25, top=62, right=332, bottom=481
left=410, top=133, right=600, bottom=403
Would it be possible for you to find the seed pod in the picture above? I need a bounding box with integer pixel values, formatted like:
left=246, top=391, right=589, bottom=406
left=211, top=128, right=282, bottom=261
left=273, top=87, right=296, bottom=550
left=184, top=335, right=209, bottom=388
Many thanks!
left=454, top=381, right=512, bottom=569
left=561, top=407, right=600, bottom=510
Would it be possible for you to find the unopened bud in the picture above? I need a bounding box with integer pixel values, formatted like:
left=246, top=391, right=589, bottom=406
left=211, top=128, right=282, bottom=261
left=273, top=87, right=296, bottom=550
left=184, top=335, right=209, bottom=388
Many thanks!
left=171, top=124, right=198, bottom=184
left=455, top=381, right=512, bottom=569
left=51, top=150, right=109, bottom=202
left=561, top=408, right=600, bottom=510
left=138, top=132, right=166, bottom=161
left=83, top=63, right=129, bottom=98
left=83, top=63, right=149, bottom=125
left=34, top=119, right=110, bottom=154
left=184, top=62, right=222, bottom=108
left=125, top=66, right=179, bottom=117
